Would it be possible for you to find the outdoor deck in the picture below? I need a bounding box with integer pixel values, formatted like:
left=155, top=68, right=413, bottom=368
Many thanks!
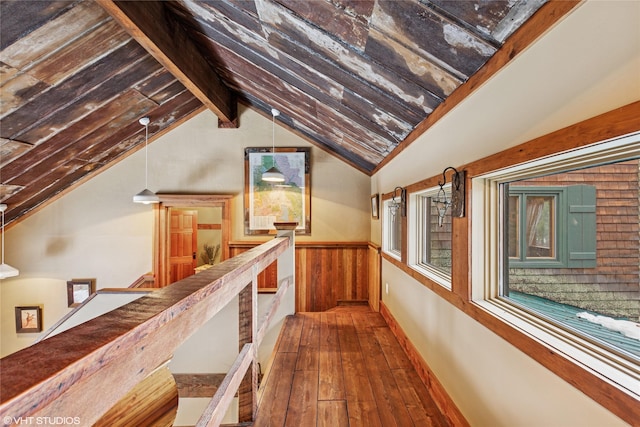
left=254, top=306, right=449, bottom=427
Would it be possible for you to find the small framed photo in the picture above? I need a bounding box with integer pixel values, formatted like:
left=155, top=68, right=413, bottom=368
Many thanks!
left=67, top=278, right=96, bottom=307
left=15, top=306, right=43, bottom=333
left=371, top=194, right=379, bottom=219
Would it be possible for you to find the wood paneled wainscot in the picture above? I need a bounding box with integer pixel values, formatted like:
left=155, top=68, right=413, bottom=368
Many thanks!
left=230, top=242, right=380, bottom=312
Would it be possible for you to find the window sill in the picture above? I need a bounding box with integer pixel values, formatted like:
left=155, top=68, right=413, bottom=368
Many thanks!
left=408, top=263, right=451, bottom=290
left=383, top=249, right=402, bottom=262
left=472, top=298, right=640, bottom=399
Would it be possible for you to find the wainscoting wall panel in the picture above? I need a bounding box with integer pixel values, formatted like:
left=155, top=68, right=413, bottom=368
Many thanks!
left=230, top=242, right=378, bottom=312
left=368, top=243, right=381, bottom=312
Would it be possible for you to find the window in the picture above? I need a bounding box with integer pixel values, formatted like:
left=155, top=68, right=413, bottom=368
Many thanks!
left=383, top=198, right=402, bottom=260
left=472, top=134, right=640, bottom=396
left=408, top=186, right=452, bottom=288
left=505, top=185, right=596, bottom=269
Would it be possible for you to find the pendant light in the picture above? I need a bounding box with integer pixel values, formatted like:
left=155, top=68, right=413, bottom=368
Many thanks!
left=0, top=204, right=19, bottom=279
left=262, top=108, right=285, bottom=183
left=133, top=117, right=159, bottom=204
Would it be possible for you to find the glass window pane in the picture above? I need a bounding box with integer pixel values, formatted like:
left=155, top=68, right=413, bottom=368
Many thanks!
left=525, top=195, right=555, bottom=259
left=391, top=209, right=401, bottom=253
left=420, top=196, right=430, bottom=264
left=501, top=159, right=639, bottom=359
left=508, top=195, right=520, bottom=259
left=417, top=192, right=451, bottom=275
left=387, top=202, right=402, bottom=255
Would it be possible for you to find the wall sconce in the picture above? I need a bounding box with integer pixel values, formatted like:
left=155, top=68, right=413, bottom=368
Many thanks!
left=390, top=186, right=406, bottom=218
left=432, top=167, right=465, bottom=226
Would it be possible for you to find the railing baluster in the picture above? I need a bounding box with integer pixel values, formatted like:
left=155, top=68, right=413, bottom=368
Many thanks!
left=238, top=270, right=258, bottom=422
left=195, top=343, right=254, bottom=427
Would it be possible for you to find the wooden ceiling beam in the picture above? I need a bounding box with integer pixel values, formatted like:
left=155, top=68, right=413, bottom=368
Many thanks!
left=97, top=0, right=237, bottom=127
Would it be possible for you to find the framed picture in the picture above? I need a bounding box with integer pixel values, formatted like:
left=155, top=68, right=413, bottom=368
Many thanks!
left=15, top=306, right=42, bottom=333
left=67, top=278, right=96, bottom=307
left=371, top=194, right=379, bottom=219
left=244, top=147, right=311, bottom=235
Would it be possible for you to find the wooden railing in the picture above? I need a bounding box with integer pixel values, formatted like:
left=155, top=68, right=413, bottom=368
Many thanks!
left=0, top=226, right=297, bottom=426
left=128, top=272, right=156, bottom=288
left=36, top=288, right=156, bottom=343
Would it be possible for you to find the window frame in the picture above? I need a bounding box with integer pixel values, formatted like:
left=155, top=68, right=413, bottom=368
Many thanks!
left=408, top=185, right=453, bottom=289
left=382, top=197, right=402, bottom=261
left=471, top=134, right=640, bottom=398
left=507, top=186, right=564, bottom=268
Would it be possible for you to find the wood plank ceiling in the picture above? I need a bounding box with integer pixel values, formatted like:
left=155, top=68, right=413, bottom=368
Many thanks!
left=0, top=0, right=555, bottom=226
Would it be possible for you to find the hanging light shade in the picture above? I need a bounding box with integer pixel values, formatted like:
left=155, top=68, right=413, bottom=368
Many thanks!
left=133, top=188, right=160, bottom=204
left=0, top=204, right=19, bottom=279
left=262, top=166, right=285, bottom=182
left=133, top=117, right=159, bottom=204
left=262, top=108, right=285, bottom=183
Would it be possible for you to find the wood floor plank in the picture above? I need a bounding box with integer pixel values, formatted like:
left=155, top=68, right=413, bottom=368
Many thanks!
left=284, top=369, right=318, bottom=427
left=394, top=368, right=448, bottom=427
left=367, top=312, right=389, bottom=327
left=336, top=312, right=360, bottom=352
left=359, top=331, right=414, bottom=427
left=317, top=400, right=349, bottom=427
left=296, top=345, right=319, bottom=372
left=296, top=313, right=320, bottom=371
left=346, top=400, right=383, bottom=427
left=374, top=326, right=414, bottom=370
left=255, top=308, right=452, bottom=427
left=277, top=315, right=304, bottom=353
left=254, top=352, right=297, bottom=427
left=299, top=313, right=321, bottom=347
left=342, top=344, right=375, bottom=402
left=350, top=311, right=373, bottom=332
left=319, top=313, right=345, bottom=400
left=337, top=313, right=376, bottom=403
left=351, top=311, right=387, bottom=331
left=320, top=313, right=339, bottom=347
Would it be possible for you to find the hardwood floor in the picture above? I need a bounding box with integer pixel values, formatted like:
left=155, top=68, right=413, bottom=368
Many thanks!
left=254, top=306, right=449, bottom=427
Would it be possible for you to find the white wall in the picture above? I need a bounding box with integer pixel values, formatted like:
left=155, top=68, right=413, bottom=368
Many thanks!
left=148, top=107, right=371, bottom=243
left=1, top=105, right=370, bottom=357
left=1, top=151, right=154, bottom=355
left=373, top=1, right=639, bottom=426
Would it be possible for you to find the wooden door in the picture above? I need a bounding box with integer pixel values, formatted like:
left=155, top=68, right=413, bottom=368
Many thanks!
left=169, top=209, right=197, bottom=283
left=154, top=195, right=233, bottom=288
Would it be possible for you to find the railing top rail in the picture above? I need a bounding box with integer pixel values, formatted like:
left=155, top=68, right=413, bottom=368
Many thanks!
left=0, top=236, right=290, bottom=424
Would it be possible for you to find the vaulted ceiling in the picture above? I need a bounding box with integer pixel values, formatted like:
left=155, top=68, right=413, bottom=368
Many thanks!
left=0, top=0, right=577, bottom=226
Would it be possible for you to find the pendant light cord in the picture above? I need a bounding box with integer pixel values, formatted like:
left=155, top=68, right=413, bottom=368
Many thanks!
left=144, top=122, right=149, bottom=189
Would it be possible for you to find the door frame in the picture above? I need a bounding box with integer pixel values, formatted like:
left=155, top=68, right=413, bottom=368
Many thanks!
left=154, top=194, right=233, bottom=287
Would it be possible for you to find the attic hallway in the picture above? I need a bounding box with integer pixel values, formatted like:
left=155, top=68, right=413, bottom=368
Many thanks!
left=253, top=306, right=449, bottom=427
left=0, top=227, right=455, bottom=426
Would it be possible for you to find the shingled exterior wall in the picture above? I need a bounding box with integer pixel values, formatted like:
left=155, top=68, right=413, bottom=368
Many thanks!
left=508, top=160, right=640, bottom=321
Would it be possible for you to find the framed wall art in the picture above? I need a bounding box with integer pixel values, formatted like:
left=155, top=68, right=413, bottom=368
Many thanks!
left=15, top=306, right=42, bottom=333
left=371, top=194, right=379, bottom=219
left=67, top=278, right=96, bottom=307
left=244, top=147, right=311, bottom=235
